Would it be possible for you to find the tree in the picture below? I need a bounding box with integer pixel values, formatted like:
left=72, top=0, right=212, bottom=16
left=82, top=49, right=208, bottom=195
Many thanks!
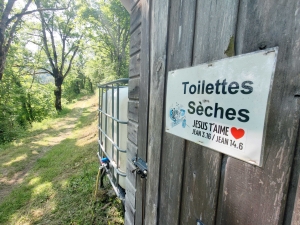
left=80, top=0, right=130, bottom=80
left=0, top=0, right=130, bottom=143
left=0, top=0, right=66, bottom=81
left=35, top=0, right=81, bottom=111
left=0, top=36, right=56, bottom=142
left=0, top=0, right=32, bottom=80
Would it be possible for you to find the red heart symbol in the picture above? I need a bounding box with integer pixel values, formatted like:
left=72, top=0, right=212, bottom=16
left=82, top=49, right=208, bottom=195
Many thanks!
left=231, top=127, right=245, bottom=139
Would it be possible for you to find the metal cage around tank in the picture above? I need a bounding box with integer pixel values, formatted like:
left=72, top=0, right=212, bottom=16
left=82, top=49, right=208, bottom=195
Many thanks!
left=97, top=78, right=129, bottom=200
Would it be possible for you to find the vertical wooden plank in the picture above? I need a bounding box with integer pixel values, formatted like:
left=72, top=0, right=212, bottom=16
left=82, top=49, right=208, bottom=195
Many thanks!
left=125, top=200, right=136, bottom=225
left=125, top=216, right=133, bottom=225
left=137, top=0, right=150, bottom=163
left=291, top=174, right=300, bottom=225
left=136, top=0, right=150, bottom=224
left=144, top=0, right=169, bottom=224
left=192, top=1, right=240, bottom=62
left=179, top=1, right=240, bottom=225
left=157, top=1, right=197, bottom=224
left=126, top=71, right=139, bottom=225
left=290, top=122, right=300, bottom=225
left=216, top=1, right=300, bottom=224
left=284, top=120, right=300, bottom=224
left=125, top=2, right=142, bottom=225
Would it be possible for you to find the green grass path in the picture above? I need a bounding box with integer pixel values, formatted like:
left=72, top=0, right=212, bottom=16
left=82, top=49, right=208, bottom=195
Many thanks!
left=0, top=95, right=124, bottom=225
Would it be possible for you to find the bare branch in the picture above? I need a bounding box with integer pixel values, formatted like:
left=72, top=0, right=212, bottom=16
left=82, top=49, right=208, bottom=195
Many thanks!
left=38, top=67, right=53, bottom=75
left=1, top=0, right=17, bottom=29
left=6, top=7, right=68, bottom=26
left=29, top=72, right=36, bottom=89
left=5, top=0, right=32, bottom=53
left=34, top=71, right=50, bottom=74
left=25, top=32, right=43, bottom=38
left=35, top=0, right=55, bottom=70
left=59, top=15, right=73, bottom=71
left=49, top=21, right=58, bottom=66
left=63, top=36, right=82, bottom=78
left=63, top=47, right=78, bottom=78
left=64, top=44, right=77, bottom=60
left=12, top=64, right=26, bottom=68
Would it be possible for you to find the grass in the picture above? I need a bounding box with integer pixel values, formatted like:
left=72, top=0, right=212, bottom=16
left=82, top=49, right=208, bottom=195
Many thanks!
left=0, top=95, right=124, bottom=225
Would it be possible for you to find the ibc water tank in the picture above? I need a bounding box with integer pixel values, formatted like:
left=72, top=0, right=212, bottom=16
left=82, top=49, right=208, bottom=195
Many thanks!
left=101, top=87, right=128, bottom=189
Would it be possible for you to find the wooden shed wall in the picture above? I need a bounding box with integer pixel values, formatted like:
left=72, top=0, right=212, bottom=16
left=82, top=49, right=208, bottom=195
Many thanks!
left=125, top=0, right=150, bottom=224
left=125, top=0, right=300, bottom=224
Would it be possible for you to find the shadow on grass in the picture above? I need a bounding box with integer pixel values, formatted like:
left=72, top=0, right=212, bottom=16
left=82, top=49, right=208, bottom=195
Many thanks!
left=0, top=95, right=124, bottom=225
left=0, top=125, right=123, bottom=225
left=27, top=106, right=86, bottom=138
left=0, top=106, right=88, bottom=182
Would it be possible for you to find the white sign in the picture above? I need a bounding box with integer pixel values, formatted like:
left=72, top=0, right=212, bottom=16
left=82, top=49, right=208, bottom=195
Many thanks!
left=165, top=48, right=278, bottom=166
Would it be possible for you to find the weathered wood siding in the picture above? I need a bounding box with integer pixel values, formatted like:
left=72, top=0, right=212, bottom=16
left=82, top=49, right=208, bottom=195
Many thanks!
left=124, top=0, right=300, bottom=224
left=291, top=175, right=300, bottom=225
left=180, top=1, right=240, bottom=224
left=125, top=1, right=141, bottom=224
left=125, top=0, right=150, bottom=224
left=287, top=128, right=300, bottom=225
left=158, top=1, right=197, bottom=224
left=216, top=1, right=300, bottom=224
left=144, top=0, right=169, bottom=224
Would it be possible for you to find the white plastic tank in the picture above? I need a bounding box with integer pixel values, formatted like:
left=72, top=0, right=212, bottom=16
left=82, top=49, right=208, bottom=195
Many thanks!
left=101, top=87, right=128, bottom=189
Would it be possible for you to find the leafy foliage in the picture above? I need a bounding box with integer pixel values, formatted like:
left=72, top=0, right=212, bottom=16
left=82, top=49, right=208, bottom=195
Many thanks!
left=0, top=95, right=124, bottom=224
left=79, top=0, right=130, bottom=83
left=0, top=39, right=56, bottom=143
left=35, top=0, right=82, bottom=111
left=0, top=0, right=130, bottom=144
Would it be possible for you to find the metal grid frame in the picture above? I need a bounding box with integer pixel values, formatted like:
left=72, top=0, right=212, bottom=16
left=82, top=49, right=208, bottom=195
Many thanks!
left=97, top=78, right=129, bottom=198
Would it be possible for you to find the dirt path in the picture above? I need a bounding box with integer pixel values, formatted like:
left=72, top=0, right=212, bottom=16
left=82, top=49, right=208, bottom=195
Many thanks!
left=0, top=97, right=89, bottom=204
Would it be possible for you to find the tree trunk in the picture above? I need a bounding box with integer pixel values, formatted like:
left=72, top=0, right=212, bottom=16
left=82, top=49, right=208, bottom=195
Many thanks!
left=54, top=85, right=62, bottom=111
left=75, top=80, right=80, bottom=94
left=82, top=76, right=86, bottom=88
left=54, top=75, right=63, bottom=111
left=88, top=77, right=94, bottom=93
left=0, top=44, right=7, bottom=81
left=13, top=76, right=31, bottom=125
left=27, top=93, right=34, bottom=122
